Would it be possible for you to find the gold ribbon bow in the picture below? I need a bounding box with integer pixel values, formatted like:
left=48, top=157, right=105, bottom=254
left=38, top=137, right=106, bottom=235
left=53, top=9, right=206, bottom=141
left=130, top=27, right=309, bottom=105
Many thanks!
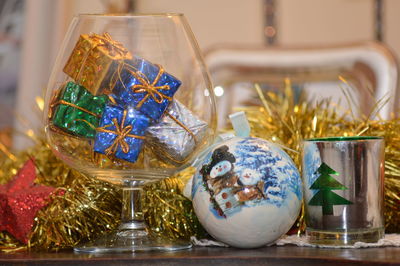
left=121, top=63, right=173, bottom=109
left=97, top=110, right=145, bottom=156
left=91, top=32, right=129, bottom=58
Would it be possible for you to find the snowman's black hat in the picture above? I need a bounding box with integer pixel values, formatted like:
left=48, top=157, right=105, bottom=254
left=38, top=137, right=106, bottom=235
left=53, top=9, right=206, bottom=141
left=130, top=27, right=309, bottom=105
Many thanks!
left=200, top=145, right=236, bottom=176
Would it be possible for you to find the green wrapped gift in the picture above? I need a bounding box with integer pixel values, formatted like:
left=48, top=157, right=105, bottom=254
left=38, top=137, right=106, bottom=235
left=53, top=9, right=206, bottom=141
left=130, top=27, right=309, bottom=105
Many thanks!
left=51, top=81, right=108, bottom=138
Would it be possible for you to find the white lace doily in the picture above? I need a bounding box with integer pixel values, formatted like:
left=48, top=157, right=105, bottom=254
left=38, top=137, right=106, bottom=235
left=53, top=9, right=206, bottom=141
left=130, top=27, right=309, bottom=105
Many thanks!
left=191, top=234, right=400, bottom=249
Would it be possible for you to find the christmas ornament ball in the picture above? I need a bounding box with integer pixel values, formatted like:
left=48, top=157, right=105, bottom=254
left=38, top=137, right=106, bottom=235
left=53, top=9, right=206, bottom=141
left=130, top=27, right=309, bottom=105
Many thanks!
left=191, top=137, right=302, bottom=248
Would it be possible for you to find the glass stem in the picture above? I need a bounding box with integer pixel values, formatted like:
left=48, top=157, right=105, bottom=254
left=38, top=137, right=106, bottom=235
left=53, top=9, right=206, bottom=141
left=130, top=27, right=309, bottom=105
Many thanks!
left=119, top=180, right=146, bottom=231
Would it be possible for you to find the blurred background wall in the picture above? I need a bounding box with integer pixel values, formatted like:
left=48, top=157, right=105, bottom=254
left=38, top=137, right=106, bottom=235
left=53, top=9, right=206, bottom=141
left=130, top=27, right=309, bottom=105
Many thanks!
left=0, top=0, right=398, bottom=149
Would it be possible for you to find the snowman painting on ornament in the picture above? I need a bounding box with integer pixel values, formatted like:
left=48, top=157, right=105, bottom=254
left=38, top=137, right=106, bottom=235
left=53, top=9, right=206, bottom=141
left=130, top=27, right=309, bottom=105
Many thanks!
left=199, top=142, right=284, bottom=218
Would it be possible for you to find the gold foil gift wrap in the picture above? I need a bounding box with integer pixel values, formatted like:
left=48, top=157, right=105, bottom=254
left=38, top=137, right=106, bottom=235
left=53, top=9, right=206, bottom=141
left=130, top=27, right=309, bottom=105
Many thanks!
left=63, top=33, right=132, bottom=95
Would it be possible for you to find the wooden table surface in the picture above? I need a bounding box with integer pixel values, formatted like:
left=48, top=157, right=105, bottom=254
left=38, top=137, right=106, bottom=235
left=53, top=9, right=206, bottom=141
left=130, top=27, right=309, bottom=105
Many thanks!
left=1, top=246, right=400, bottom=266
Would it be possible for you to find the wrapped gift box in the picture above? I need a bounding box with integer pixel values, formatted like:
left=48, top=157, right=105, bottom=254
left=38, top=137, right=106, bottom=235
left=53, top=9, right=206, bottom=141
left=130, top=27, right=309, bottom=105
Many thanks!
left=111, top=57, right=181, bottom=121
left=94, top=104, right=150, bottom=163
left=145, top=100, right=208, bottom=165
left=51, top=81, right=108, bottom=138
left=63, top=32, right=132, bottom=95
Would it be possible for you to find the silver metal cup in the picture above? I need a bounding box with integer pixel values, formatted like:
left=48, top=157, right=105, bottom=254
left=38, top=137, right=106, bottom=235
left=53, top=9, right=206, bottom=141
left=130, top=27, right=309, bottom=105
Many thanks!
left=302, top=136, right=384, bottom=245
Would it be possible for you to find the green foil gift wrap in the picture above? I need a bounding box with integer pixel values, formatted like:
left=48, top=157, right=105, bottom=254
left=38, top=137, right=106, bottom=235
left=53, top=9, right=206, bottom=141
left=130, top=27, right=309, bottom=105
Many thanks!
left=51, top=81, right=108, bottom=138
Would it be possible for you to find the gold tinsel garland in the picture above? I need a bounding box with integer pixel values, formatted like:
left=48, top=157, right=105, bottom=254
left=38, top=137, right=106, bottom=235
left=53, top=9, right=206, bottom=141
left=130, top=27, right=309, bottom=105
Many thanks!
left=2, top=82, right=400, bottom=251
left=0, top=138, right=122, bottom=251
left=142, top=167, right=206, bottom=240
left=0, top=135, right=202, bottom=251
left=239, top=83, right=400, bottom=233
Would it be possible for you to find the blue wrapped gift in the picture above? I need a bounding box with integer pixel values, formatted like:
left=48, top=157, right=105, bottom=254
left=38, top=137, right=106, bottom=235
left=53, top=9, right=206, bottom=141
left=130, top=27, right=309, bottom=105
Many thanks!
left=111, top=57, right=181, bottom=121
left=94, top=104, right=150, bottom=163
left=107, top=93, right=124, bottom=106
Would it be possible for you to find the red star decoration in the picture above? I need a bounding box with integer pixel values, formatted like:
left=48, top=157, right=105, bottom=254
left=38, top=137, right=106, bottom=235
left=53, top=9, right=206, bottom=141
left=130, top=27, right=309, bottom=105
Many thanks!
left=0, top=159, right=55, bottom=244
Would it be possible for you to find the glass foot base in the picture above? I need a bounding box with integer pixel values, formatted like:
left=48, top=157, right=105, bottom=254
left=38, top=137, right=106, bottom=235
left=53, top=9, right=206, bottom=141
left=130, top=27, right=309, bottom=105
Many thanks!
left=306, top=227, right=384, bottom=246
left=74, top=230, right=192, bottom=253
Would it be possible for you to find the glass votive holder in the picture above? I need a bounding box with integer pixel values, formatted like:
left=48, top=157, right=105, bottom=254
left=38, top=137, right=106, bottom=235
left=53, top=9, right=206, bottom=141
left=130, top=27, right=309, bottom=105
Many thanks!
left=302, top=136, right=385, bottom=246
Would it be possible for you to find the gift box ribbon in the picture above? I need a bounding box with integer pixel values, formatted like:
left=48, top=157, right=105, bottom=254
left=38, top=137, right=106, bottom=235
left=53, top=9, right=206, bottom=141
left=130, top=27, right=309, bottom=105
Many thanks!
left=114, top=62, right=173, bottom=109
left=50, top=99, right=102, bottom=119
left=165, top=112, right=197, bottom=143
left=74, top=32, right=130, bottom=87
left=79, top=109, right=146, bottom=156
left=48, top=85, right=102, bottom=121
left=90, top=32, right=130, bottom=58
left=48, top=90, right=62, bottom=119
left=150, top=111, right=198, bottom=165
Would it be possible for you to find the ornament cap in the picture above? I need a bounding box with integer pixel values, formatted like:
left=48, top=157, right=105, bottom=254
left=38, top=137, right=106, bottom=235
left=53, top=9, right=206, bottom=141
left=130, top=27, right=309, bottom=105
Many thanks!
left=229, top=111, right=250, bottom=138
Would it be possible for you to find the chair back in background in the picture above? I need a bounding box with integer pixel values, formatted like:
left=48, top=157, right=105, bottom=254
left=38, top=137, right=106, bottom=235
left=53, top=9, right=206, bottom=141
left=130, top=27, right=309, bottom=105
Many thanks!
left=204, top=42, right=398, bottom=128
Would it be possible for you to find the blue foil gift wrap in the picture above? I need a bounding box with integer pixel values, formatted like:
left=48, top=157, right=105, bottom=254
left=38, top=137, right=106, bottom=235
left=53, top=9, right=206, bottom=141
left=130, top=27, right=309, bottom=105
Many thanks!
left=107, top=93, right=124, bottom=106
left=94, top=104, right=150, bottom=163
left=111, top=57, right=181, bottom=121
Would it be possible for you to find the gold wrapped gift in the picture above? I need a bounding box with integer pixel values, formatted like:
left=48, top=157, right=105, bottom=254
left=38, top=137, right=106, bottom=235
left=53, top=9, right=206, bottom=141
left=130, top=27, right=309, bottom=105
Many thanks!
left=63, top=33, right=132, bottom=95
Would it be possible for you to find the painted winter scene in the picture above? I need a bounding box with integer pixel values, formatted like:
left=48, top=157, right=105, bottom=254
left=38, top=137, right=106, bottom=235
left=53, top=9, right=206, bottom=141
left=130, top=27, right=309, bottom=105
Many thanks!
left=192, top=137, right=302, bottom=219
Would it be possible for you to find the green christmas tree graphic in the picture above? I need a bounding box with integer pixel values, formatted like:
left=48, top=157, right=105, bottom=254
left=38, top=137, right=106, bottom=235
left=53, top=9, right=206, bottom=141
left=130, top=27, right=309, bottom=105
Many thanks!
left=308, top=162, right=352, bottom=215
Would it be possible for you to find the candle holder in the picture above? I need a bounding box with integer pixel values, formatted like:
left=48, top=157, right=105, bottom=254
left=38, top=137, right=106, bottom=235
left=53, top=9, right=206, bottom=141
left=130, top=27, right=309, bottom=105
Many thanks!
left=302, top=136, right=384, bottom=246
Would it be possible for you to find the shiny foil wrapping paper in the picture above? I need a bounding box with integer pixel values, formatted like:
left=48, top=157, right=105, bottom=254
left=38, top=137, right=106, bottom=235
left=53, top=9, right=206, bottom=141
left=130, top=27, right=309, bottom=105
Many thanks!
left=51, top=81, right=108, bottom=138
left=63, top=33, right=132, bottom=95
left=145, top=100, right=208, bottom=165
left=111, top=57, right=181, bottom=121
left=94, top=104, right=150, bottom=163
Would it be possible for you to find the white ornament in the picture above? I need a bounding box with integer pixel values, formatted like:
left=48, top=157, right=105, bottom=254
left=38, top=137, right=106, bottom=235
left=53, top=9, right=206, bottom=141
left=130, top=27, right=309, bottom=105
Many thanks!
left=192, top=137, right=302, bottom=248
